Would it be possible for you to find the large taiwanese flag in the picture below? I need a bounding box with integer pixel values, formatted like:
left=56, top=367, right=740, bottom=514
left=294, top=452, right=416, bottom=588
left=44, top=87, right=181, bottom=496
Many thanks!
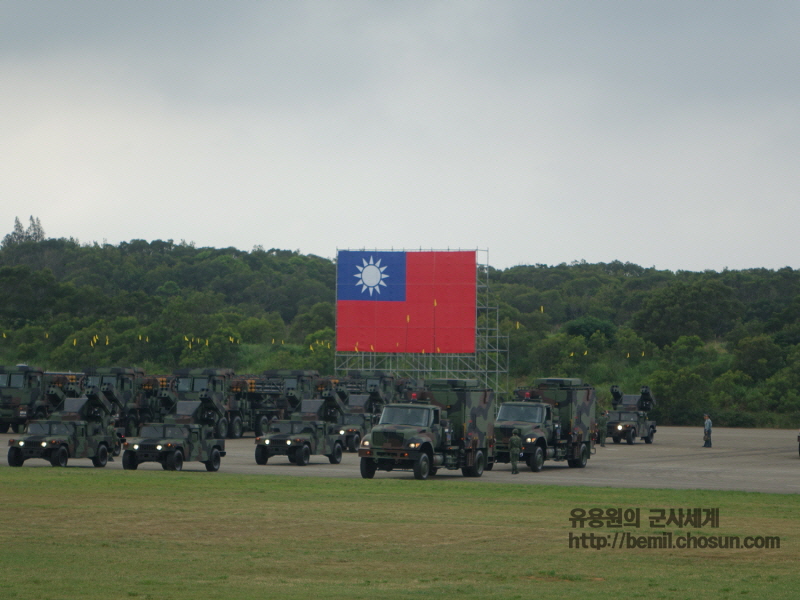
left=336, top=250, right=476, bottom=353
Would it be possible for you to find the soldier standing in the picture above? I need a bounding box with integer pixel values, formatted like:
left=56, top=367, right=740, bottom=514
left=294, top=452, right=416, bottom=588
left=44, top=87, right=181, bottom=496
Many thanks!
left=509, top=428, right=522, bottom=474
left=596, top=410, right=608, bottom=447
left=703, top=414, right=712, bottom=448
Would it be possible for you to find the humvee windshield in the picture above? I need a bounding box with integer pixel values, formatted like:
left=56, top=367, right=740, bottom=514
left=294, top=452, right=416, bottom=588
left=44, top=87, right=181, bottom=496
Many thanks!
left=609, top=412, right=638, bottom=422
left=269, top=422, right=306, bottom=435
left=379, top=406, right=431, bottom=427
left=140, top=425, right=190, bottom=438
left=497, top=404, right=544, bottom=423
left=27, top=422, right=72, bottom=436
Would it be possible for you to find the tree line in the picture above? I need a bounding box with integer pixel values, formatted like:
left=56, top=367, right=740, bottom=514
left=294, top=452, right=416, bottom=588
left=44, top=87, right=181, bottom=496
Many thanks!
left=2, top=218, right=799, bottom=427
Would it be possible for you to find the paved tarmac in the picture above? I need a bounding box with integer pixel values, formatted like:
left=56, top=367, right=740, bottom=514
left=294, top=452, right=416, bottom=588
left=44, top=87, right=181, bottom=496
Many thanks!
left=2, top=426, right=799, bottom=494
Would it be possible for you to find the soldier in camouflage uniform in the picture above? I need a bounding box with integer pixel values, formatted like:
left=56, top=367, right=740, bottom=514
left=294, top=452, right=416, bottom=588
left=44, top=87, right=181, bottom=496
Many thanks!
left=596, top=410, right=608, bottom=447
left=509, top=428, right=522, bottom=474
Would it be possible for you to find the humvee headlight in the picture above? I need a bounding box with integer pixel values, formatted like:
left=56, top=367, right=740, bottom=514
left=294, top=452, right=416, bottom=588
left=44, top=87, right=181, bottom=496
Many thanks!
left=339, top=430, right=345, bottom=435
left=18, top=441, right=24, bottom=447
left=264, top=439, right=270, bottom=445
left=617, top=425, right=623, bottom=430
left=286, top=440, right=292, bottom=446
left=41, top=442, right=47, bottom=447
left=156, top=444, right=163, bottom=450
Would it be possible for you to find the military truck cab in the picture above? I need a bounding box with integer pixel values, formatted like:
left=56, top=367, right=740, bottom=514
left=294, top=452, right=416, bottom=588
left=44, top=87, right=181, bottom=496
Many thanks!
left=84, top=367, right=161, bottom=437
left=494, top=378, right=596, bottom=472
left=254, top=395, right=345, bottom=466
left=606, top=385, right=657, bottom=445
left=358, top=379, right=494, bottom=480
left=122, top=400, right=226, bottom=471
left=7, top=395, right=122, bottom=468
left=0, top=365, right=45, bottom=433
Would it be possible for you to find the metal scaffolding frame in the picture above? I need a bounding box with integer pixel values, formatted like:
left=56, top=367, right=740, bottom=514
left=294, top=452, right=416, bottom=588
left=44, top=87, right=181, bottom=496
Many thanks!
left=335, top=249, right=508, bottom=395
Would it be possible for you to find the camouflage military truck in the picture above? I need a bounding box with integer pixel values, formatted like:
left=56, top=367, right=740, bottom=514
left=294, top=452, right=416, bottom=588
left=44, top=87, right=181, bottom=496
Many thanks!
left=335, top=371, right=396, bottom=451
left=494, top=378, right=596, bottom=472
left=121, top=397, right=226, bottom=471
left=606, top=385, right=657, bottom=445
left=159, top=368, right=237, bottom=438
left=254, top=391, right=346, bottom=466
left=0, top=365, right=46, bottom=433
left=259, top=369, right=321, bottom=421
left=358, top=379, right=495, bottom=480
left=7, top=391, right=122, bottom=468
left=83, top=367, right=162, bottom=436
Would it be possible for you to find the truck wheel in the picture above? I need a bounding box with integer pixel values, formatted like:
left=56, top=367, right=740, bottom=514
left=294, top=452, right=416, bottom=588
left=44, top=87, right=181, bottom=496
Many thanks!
left=7, top=447, right=24, bottom=467
left=484, top=460, right=493, bottom=471
left=569, top=444, right=589, bottom=468
left=360, top=457, right=377, bottom=479
left=122, top=450, right=138, bottom=470
left=205, top=448, right=221, bottom=472
left=644, top=429, right=655, bottom=444
left=295, top=445, right=310, bottom=466
left=50, top=446, right=68, bottom=468
left=529, top=446, right=545, bottom=472
left=112, top=437, right=122, bottom=457
left=414, top=453, right=431, bottom=480
left=348, top=434, right=360, bottom=453
left=328, top=443, right=343, bottom=465
left=255, top=445, right=269, bottom=465
left=626, top=429, right=635, bottom=445
left=255, top=416, right=270, bottom=437
left=230, top=416, right=243, bottom=439
left=166, top=450, right=183, bottom=471
left=215, top=418, right=228, bottom=439
left=470, top=450, right=486, bottom=477
left=92, top=444, right=109, bottom=468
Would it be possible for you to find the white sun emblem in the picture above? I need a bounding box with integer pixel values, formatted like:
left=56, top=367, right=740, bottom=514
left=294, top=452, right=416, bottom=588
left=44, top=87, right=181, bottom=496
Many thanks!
left=354, top=256, right=389, bottom=296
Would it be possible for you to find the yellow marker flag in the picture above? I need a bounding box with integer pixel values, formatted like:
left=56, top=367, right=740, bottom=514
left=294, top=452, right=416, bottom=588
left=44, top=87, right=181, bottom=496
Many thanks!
left=146, top=336, right=149, bottom=342
left=370, top=345, right=374, bottom=351
left=626, top=352, right=630, bottom=358
left=516, top=321, right=520, bottom=329
left=2, top=333, right=5, bottom=338
left=139, top=335, right=142, bottom=341
left=45, top=333, right=49, bottom=339
left=570, top=351, right=574, bottom=357
left=206, top=339, right=209, bottom=346
left=184, top=335, right=188, bottom=341
left=437, top=347, right=440, bottom=353
left=73, top=339, right=77, bottom=346
left=406, top=314, right=410, bottom=323
left=583, top=350, right=588, bottom=355
left=106, top=336, right=109, bottom=345
left=540, top=305, right=544, bottom=313
left=642, top=351, right=645, bottom=356
left=434, top=299, right=437, bottom=307
left=272, top=339, right=275, bottom=344
left=310, top=345, right=314, bottom=351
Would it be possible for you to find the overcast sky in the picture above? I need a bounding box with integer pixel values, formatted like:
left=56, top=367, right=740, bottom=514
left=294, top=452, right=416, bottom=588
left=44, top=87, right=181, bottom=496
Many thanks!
left=2, top=1, right=799, bottom=272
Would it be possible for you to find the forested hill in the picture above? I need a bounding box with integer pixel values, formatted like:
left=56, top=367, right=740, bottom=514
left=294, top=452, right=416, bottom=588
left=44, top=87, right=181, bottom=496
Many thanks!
left=3, top=225, right=800, bottom=427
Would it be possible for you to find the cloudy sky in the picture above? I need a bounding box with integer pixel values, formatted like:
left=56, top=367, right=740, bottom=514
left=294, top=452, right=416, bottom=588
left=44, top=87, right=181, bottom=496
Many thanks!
left=2, top=1, right=799, bottom=272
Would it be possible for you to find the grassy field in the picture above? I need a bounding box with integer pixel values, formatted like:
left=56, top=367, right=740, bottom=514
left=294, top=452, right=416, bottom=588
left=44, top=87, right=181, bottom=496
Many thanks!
left=0, top=468, right=797, bottom=600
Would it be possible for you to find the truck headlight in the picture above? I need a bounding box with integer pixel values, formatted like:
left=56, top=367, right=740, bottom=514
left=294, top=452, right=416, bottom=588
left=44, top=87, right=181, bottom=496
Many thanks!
left=617, top=425, right=623, bottom=430
left=18, top=441, right=24, bottom=447
left=286, top=440, right=292, bottom=446
left=526, top=437, right=534, bottom=443
left=156, top=444, right=163, bottom=450
left=264, top=439, right=270, bottom=445
left=41, top=442, right=47, bottom=447
left=339, top=430, right=345, bottom=435
left=361, top=440, right=370, bottom=447
left=133, top=444, right=139, bottom=450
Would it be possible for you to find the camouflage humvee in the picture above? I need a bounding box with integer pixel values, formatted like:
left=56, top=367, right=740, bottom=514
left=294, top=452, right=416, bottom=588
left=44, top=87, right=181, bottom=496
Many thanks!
left=122, top=400, right=226, bottom=471
left=7, top=393, right=122, bottom=468
left=606, top=385, right=657, bottom=445
left=494, top=378, right=596, bottom=472
left=358, top=379, right=495, bottom=480
left=83, top=366, right=162, bottom=436
left=254, top=393, right=345, bottom=466
left=0, top=365, right=45, bottom=433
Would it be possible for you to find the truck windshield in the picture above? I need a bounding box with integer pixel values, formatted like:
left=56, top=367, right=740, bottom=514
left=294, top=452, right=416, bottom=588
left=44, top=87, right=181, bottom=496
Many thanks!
left=87, top=375, right=118, bottom=387
left=379, top=407, right=431, bottom=427
left=610, top=412, right=638, bottom=422
left=497, top=404, right=544, bottom=423
left=4, top=373, right=26, bottom=388
left=343, top=414, right=364, bottom=426
left=27, top=422, right=71, bottom=436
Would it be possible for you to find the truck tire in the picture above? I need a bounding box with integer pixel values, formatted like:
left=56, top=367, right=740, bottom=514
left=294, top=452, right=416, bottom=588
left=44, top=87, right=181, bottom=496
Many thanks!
left=528, top=446, right=545, bottom=472
left=569, top=444, right=589, bottom=468
left=7, top=447, right=23, bottom=467
left=295, top=445, right=310, bottom=466
left=644, top=428, right=655, bottom=444
left=360, top=457, right=377, bottom=479
left=348, top=434, right=360, bottom=453
left=122, top=450, right=138, bottom=470
left=166, top=450, right=183, bottom=471
left=328, top=442, right=343, bottom=465
left=468, top=450, right=486, bottom=477
left=484, top=461, right=493, bottom=471
left=205, top=448, right=221, bottom=472
left=414, top=453, right=431, bottom=480
left=50, top=446, right=68, bottom=468
left=255, top=445, right=269, bottom=465
left=215, top=418, right=228, bottom=439
left=230, top=416, right=243, bottom=439
left=91, top=444, right=109, bottom=468
left=255, top=416, right=270, bottom=437
left=627, top=429, right=635, bottom=445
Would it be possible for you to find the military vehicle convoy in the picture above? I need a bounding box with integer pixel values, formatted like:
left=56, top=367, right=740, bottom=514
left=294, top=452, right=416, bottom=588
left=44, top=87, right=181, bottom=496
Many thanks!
left=121, top=396, right=226, bottom=471
left=7, top=391, right=122, bottom=467
left=84, top=367, right=163, bottom=436
left=605, top=385, right=657, bottom=444
left=358, top=379, right=495, bottom=480
left=494, top=378, right=596, bottom=472
left=254, top=392, right=346, bottom=466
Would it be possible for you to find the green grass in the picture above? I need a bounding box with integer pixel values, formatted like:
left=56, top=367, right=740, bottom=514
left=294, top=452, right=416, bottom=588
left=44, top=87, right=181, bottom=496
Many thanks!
left=0, top=469, right=798, bottom=599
